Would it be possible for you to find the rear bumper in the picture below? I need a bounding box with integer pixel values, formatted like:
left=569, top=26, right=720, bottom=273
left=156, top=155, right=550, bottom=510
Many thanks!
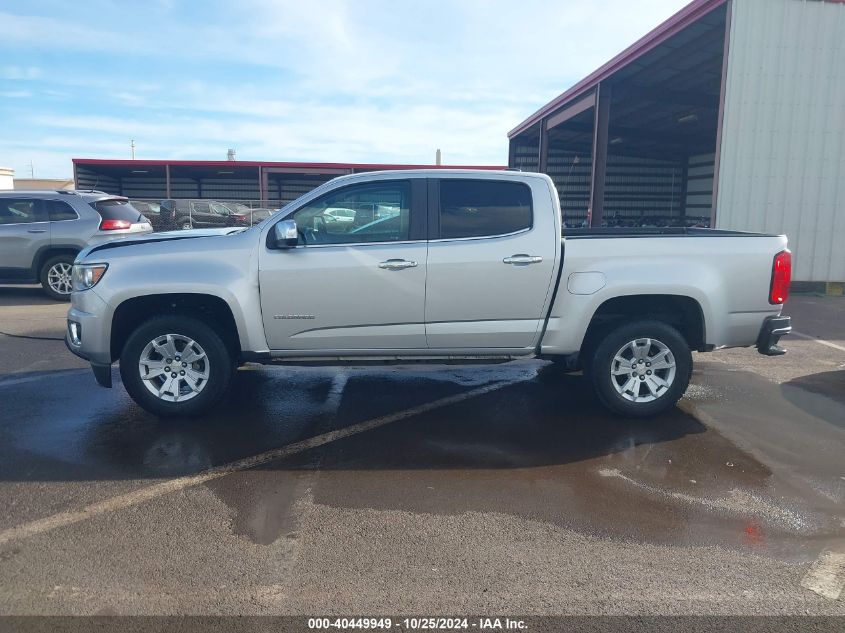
left=756, top=315, right=791, bottom=356
left=86, top=224, right=154, bottom=246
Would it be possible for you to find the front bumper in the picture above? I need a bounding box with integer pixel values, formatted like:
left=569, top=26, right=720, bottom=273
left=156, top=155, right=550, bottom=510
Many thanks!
left=65, top=329, right=112, bottom=387
left=756, top=315, right=791, bottom=356
left=66, top=288, right=114, bottom=388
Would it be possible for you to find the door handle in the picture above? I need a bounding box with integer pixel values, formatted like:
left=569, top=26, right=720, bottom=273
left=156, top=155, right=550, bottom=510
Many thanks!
left=378, top=259, right=418, bottom=270
left=27, top=229, right=47, bottom=234
left=503, top=254, right=543, bottom=265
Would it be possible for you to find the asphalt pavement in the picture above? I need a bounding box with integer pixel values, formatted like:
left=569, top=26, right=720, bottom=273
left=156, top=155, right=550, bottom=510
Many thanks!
left=0, top=286, right=843, bottom=617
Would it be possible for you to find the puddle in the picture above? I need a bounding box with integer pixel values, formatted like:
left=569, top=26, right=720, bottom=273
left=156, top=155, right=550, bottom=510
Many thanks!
left=3, top=361, right=842, bottom=559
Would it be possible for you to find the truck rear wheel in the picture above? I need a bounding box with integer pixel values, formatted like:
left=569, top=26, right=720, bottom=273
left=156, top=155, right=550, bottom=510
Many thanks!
left=588, top=319, right=692, bottom=418
left=119, top=315, right=232, bottom=417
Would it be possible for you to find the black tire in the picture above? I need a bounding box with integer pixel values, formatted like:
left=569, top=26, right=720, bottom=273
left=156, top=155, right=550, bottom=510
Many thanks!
left=181, top=220, right=193, bottom=230
left=39, top=254, right=75, bottom=301
left=119, top=315, right=232, bottom=417
left=587, top=319, right=692, bottom=418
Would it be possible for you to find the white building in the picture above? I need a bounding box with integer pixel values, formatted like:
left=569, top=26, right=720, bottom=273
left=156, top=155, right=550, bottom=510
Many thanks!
left=0, top=167, right=13, bottom=191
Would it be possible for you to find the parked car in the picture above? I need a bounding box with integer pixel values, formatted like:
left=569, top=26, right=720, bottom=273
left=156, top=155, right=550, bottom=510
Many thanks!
left=158, top=199, right=246, bottom=231
left=0, top=190, right=152, bottom=300
left=222, top=202, right=276, bottom=225
left=130, top=200, right=162, bottom=227
left=66, top=170, right=791, bottom=417
left=323, top=207, right=357, bottom=224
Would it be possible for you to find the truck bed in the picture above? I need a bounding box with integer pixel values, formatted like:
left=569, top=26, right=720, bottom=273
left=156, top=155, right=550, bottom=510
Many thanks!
left=561, top=227, right=779, bottom=238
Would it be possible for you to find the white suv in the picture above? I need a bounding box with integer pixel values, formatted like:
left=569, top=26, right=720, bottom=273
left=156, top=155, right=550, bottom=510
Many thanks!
left=0, top=190, right=152, bottom=300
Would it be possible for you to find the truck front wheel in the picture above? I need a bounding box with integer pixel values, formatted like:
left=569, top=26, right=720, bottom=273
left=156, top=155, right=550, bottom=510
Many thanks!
left=119, top=315, right=232, bottom=417
left=588, top=319, right=692, bottom=418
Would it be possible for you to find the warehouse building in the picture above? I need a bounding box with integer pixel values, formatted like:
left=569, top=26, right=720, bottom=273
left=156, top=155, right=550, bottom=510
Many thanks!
left=73, top=159, right=503, bottom=209
left=508, top=0, right=845, bottom=286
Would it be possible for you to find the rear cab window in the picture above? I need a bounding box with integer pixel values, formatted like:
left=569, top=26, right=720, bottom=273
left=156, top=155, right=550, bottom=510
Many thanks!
left=437, top=179, right=532, bottom=239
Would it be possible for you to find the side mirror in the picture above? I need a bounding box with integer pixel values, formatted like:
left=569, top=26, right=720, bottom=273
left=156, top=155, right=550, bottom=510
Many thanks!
left=273, top=219, right=299, bottom=248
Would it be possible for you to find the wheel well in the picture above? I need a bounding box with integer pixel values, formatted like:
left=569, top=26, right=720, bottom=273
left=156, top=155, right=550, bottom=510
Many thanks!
left=110, top=294, right=240, bottom=361
left=581, top=295, right=706, bottom=363
left=34, top=248, right=79, bottom=278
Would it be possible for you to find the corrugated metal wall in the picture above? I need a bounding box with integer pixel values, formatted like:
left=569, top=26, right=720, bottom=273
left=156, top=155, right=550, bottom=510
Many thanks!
left=75, top=166, right=120, bottom=193
left=686, top=153, right=714, bottom=225
left=716, top=0, right=845, bottom=282
left=511, top=138, right=691, bottom=228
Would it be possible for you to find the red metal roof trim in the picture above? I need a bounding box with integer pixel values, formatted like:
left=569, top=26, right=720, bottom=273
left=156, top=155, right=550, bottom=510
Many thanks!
left=72, top=158, right=505, bottom=170
left=507, top=0, right=727, bottom=139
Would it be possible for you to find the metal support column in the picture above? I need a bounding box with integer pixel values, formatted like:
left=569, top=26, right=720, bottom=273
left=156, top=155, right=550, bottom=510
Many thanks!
left=538, top=118, right=549, bottom=174
left=259, top=166, right=267, bottom=205
left=711, top=0, right=732, bottom=228
left=165, top=164, right=171, bottom=198
left=589, top=83, right=611, bottom=227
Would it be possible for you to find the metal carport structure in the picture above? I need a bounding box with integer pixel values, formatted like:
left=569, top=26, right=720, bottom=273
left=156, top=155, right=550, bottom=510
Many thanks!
left=508, top=0, right=728, bottom=230
left=508, top=0, right=845, bottom=286
left=73, top=159, right=505, bottom=209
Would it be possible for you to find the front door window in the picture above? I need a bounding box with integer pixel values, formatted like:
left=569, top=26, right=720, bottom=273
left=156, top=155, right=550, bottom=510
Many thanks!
left=292, top=181, right=411, bottom=245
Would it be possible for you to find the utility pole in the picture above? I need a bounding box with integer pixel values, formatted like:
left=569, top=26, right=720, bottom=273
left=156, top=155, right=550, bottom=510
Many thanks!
left=130, top=140, right=136, bottom=160
left=27, top=160, right=34, bottom=178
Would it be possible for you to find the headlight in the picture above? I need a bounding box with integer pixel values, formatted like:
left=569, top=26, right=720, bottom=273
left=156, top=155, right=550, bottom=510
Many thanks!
left=72, top=263, right=108, bottom=291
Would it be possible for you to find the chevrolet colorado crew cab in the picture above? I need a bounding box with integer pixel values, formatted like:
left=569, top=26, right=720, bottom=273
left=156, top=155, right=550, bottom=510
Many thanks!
left=65, top=170, right=792, bottom=418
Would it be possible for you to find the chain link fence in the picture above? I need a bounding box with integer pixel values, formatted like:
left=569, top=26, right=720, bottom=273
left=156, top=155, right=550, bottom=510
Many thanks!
left=130, top=199, right=284, bottom=232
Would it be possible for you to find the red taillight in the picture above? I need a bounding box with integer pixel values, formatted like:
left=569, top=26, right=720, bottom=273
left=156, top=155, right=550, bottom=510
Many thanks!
left=100, top=219, right=132, bottom=230
left=769, top=250, right=791, bottom=305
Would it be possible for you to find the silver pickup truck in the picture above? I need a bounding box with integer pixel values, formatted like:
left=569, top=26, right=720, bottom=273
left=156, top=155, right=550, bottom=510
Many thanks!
left=65, top=170, right=792, bottom=418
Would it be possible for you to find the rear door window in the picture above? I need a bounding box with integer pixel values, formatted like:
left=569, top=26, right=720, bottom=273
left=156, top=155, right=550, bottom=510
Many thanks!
left=46, top=200, right=78, bottom=221
left=0, top=198, right=47, bottom=225
left=438, top=179, right=532, bottom=239
left=91, top=199, right=143, bottom=222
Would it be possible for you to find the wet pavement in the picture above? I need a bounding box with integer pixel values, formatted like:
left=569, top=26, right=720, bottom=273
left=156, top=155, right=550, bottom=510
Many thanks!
left=0, top=287, right=843, bottom=615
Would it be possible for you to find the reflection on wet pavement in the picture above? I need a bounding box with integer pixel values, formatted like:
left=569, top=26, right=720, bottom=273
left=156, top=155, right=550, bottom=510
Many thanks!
left=0, top=361, right=842, bottom=562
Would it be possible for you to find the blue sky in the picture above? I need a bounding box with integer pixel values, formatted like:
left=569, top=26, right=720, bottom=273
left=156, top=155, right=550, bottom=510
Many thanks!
left=1, top=0, right=689, bottom=178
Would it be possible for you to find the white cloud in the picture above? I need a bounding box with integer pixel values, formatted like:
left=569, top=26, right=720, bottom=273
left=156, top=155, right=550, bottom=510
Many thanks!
left=24, top=98, right=519, bottom=166
left=0, top=65, right=42, bottom=80
left=0, top=1, right=692, bottom=176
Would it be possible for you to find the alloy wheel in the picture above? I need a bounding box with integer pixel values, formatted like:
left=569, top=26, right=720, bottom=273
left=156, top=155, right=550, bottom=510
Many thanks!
left=138, top=333, right=210, bottom=402
left=47, top=262, right=73, bottom=295
left=610, top=337, right=677, bottom=403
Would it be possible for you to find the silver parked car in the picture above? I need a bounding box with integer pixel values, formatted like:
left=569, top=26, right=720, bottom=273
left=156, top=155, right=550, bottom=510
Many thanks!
left=0, top=190, right=153, bottom=300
